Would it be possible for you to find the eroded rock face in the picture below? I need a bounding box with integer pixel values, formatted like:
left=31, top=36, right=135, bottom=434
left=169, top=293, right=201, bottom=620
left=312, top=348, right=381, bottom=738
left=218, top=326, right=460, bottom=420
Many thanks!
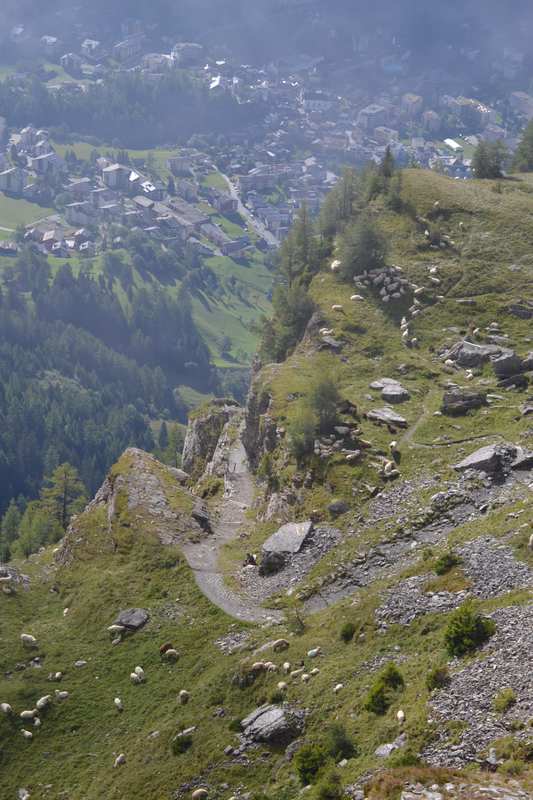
left=241, top=704, right=304, bottom=744
left=182, top=400, right=241, bottom=477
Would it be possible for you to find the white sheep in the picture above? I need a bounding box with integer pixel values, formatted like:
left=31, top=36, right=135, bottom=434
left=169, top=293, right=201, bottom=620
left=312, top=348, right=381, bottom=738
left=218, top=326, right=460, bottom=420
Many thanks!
left=134, top=666, right=145, bottom=680
left=330, top=259, right=341, bottom=272
left=130, top=672, right=143, bottom=685
left=389, top=441, right=399, bottom=456
left=163, top=648, right=179, bottom=661
left=114, top=753, right=126, bottom=768
left=277, top=681, right=288, bottom=691
left=307, top=647, right=321, bottom=658
left=20, top=634, right=37, bottom=648
left=331, top=304, right=344, bottom=313
left=178, top=690, right=190, bottom=705
left=290, top=668, right=305, bottom=679
left=282, top=661, right=291, bottom=674
left=414, top=286, right=425, bottom=296
left=265, top=662, right=278, bottom=673
left=114, top=697, right=123, bottom=712
left=192, top=790, right=209, bottom=800
left=36, top=695, right=51, bottom=711
left=55, top=691, right=69, bottom=702
left=107, top=624, right=125, bottom=634
left=0, top=703, right=12, bottom=715
left=333, top=683, right=344, bottom=694
left=63, top=608, right=69, bottom=617
left=20, top=709, right=38, bottom=721
left=528, top=533, right=533, bottom=550
left=21, top=729, right=33, bottom=740
left=397, top=709, right=406, bottom=724
left=301, top=673, right=310, bottom=683
left=350, top=294, right=364, bottom=301
left=310, top=668, right=320, bottom=676
left=402, top=329, right=410, bottom=339
left=33, top=717, right=41, bottom=728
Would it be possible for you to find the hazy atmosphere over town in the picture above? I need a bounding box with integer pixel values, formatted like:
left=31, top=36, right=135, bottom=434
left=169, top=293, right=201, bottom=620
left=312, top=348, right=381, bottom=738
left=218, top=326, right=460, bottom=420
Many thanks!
left=0, top=3, right=532, bottom=800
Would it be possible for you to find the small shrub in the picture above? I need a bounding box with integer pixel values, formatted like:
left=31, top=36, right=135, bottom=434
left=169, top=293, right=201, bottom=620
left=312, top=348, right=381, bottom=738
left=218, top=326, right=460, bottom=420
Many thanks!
left=426, top=665, right=450, bottom=691
left=325, top=723, right=357, bottom=761
left=493, top=688, right=517, bottom=714
left=364, top=681, right=389, bottom=715
left=314, top=767, right=342, bottom=800
left=294, top=744, right=327, bottom=785
left=444, top=602, right=496, bottom=657
left=387, top=748, right=420, bottom=768
left=340, top=622, right=356, bottom=643
left=500, top=758, right=525, bottom=776
left=381, top=662, right=404, bottom=690
left=364, top=663, right=404, bottom=715
left=434, top=550, right=461, bottom=576
left=171, top=733, right=193, bottom=755
left=228, top=719, right=243, bottom=733
left=269, top=690, right=285, bottom=705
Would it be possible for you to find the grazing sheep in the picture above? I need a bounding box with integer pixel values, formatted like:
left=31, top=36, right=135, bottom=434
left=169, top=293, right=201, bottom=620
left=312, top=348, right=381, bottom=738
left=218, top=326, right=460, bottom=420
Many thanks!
left=251, top=661, right=266, bottom=672
left=330, top=259, right=341, bottom=272
left=36, top=696, right=51, bottom=711
left=33, top=717, right=41, bottom=728
left=114, top=754, right=126, bottom=768
left=21, top=730, right=33, bottom=740
left=331, top=304, right=344, bottom=313
left=282, top=662, right=291, bottom=674
left=134, top=666, right=145, bottom=680
left=114, top=697, right=123, bottom=712
left=350, top=294, right=364, bottom=301
left=55, top=691, right=69, bottom=702
left=130, top=672, right=143, bottom=685
left=48, top=672, right=63, bottom=682
left=389, top=441, right=400, bottom=457
left=20, top=634, right=37, bottom=648
left=290, top=668, right=305, bottom=679
left=18, top=789, right=30, bottom=800
left=397, top=709, right=405, bottom=724
left=20, top=709, right=38, bottom=721
left=265, top=662, right=278, bottom=673
left=319, top=327, right=334, bottom=336
left=414, top=287, right=425, bottom=296
left=159, top=641, right=174, bottom=655
left=402, top=329, right=410, bottom=340
left=277, top=682, right=288, bottom=691
left=272, top=639, right=289, bottom=653
left=307, top=647, right=321, bottom=658
left=192, top=790, right=209, bottom=800
left=310, top=668, right=320, bottom=676
left=163, top=648, right=179, bottom=662
left=333, top=683, right=344, bottom=694
left=107, top=625, right=125, bottom=635
left=178, top=690, right=190, bottom=705
left=0, top=703, right=12, bottom=715
left=301, top=673, right=310, bottom=683
left=63, top=608, right=69, bottom=617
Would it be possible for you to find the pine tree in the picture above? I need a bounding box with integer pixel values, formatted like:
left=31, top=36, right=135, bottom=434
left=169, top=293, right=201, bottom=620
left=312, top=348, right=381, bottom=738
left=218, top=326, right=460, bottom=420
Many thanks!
left=158, top=421, right=169, bottom=450
left=379, top=145, right=395, bottom=178
left=513, top=120, right=533, bottom=171
left=1, top=500, right=21, bottom=544
left=40, top=463, right=88, bottom=531
left=472, top=140, right=506, bottom=179
left=339, top=215, right=387, bottom=280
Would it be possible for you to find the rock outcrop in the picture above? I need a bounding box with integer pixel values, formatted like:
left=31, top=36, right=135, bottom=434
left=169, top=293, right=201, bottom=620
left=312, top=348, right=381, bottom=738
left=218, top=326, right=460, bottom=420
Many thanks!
left=182, top=399, right=241, bottom=478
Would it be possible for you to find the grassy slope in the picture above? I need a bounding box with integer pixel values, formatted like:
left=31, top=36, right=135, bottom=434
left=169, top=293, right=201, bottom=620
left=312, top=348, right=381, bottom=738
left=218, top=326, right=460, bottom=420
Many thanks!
left=0, top=194, right=54, bottom=229
left=1, top=171, right=532, bottom=799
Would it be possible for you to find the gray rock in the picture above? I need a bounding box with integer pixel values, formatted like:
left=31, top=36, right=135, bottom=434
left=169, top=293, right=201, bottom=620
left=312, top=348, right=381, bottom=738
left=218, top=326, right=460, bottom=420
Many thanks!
left=381, top=384, right=410, bottom=404
left=192, top=500, right=212, bottom=534
left=168, top=467, right=189, bottom=484
left=320, top=336, right=344, bottom=352
left=367, top=408, right=408, bottom=428
left=512, top=447, right=533, bottom=470
left=491, top=350, right=525, bottom=378
left=522, top=351, right=533, bottom=371
left=453, top=443, right=518, bottom=474
left=446, top=340, right=502, bottom=368
left=328, top=500, right=350, bottom=517
left=262, top=521, right=313, bottom=555
left=369, top=378, right=401, bottom=391
left=114, top=608, right=149, bottom=631
left=259, top=551, right=286, bottom=577
left=241, top=704, right=304, bottom=744
left=441, top=389, right=487, bottom=416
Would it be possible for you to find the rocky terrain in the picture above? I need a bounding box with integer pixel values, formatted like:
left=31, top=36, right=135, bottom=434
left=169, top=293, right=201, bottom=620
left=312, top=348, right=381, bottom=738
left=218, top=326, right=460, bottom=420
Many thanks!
left=0, top=169, right=532, bottom=800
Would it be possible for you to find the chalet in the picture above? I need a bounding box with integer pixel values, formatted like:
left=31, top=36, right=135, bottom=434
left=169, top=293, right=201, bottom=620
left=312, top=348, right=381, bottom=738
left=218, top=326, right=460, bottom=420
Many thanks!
left=102, top=163, right=130, bottom=190
left=65, top=201, right=95, bottom=226
left=133, top=195, right=155, bottom=222
left=30, top=152, right=64, bottom=175
left=81, top=39, right=102, bottom=59
left=113, top=34, right=145, bottom=63
left=61, top=53, right=84, bottom=74
left=0, top=167, right=27, bottom=195
left=67, top=177, right=92, bottom=197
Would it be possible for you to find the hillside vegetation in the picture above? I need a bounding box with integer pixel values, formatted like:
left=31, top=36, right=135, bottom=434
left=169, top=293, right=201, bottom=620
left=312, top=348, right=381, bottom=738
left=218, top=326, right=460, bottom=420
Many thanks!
left=1, top=168, right=532, bottom=800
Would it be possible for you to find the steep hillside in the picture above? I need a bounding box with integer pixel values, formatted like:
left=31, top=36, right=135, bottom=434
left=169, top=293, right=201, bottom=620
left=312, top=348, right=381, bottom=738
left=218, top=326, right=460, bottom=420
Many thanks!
left=1, top=170, right=532, bottom=800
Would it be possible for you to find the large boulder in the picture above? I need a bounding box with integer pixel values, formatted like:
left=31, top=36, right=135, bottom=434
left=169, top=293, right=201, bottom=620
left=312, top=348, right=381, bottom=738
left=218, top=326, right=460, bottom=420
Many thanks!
left=441, top=389, right=487, bottom=415
left=262, top=521, right=313, bottom=556
left=114, top=608, right=149, bottom=631
left=182, top=400, right=241, bottom=477
left=367, top=408, right=408, bottom=428
left=241, top=704, right=304, bottom=745
left=453, top=443, right=518, bottom=475
left=445, top=340, right=502, bottom=369
left=491, top=351, right=525, bottom=379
